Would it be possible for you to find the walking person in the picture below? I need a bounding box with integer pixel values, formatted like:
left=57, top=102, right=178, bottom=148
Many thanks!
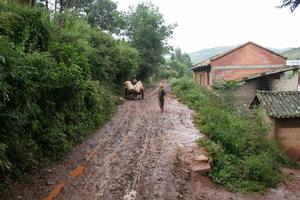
left=158, top=83, right=166, bottom=112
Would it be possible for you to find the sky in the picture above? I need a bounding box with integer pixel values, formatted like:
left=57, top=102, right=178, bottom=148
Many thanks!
left=114, top=0, right=300, bottom=53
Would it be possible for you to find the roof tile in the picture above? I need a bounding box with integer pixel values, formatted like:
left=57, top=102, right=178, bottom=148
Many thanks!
left=256, top=91, right=300, bottom=118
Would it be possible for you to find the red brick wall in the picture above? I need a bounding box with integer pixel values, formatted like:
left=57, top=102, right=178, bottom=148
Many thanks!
left=212, top=68, right=273, bottom=81
left=211, top=43, right=286, bottom=66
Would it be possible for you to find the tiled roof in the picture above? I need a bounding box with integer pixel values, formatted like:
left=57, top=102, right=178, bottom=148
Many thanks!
left=255, top=91, right=300, bottom=118
left=190, top=59, right=211, bottom=70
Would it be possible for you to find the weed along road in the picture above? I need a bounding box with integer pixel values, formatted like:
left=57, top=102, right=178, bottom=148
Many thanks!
left=2, top=86, right=300, bottom=200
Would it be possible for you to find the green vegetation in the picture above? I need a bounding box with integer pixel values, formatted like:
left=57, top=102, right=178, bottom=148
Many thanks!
left=0, top=2, right=143, bottom=191
left=0, top=0, right=175, bottom=190
left=171, top=77, right=296, bottom=192
left=0, top=4, right=111, bottom=189
left=157, top=48, right=193, bottom=80
left=280, top=0, right=300, bottom=12
left=126, top=2, right=176, bottom=80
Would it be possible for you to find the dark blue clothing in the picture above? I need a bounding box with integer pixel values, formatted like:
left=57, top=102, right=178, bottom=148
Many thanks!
left=158, top=88, right=166, bottom=109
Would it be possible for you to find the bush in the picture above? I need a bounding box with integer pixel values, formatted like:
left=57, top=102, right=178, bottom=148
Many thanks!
left=172, top=77, right=295, bottom=192
left=0, top=3, right=50, bottom=52
left=0, top=4, right=125, bottom=191
left=50, top=12, right=140, bottom=85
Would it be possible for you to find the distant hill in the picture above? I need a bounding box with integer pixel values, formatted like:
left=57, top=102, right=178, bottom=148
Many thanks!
left=189, top=46, right=236, bottom=64
left=189, top=45, right=294, bottom=64
left=283, top=47, right=300, bottom=60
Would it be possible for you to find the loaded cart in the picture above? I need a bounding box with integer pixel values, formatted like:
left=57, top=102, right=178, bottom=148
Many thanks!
left=124, top=81, right=144, bottom=99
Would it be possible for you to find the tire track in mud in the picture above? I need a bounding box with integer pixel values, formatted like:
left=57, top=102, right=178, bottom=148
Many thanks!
left=13, top=84, right=300, bottom=200
left=2, top=85, right=207, bottom=200
left=123, top=123, right=151, bottom=200
left=42, top=98, right=133, bottom=200
left=55, top=87, right=159, bottom=200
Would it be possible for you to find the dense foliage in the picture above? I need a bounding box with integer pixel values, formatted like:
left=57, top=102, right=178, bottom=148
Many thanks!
left=126, top=2, right=175, bottom=80
left=0, top=2, right=140, bottom=191
left=50, top=12, right=140, bottom=85
left=157, top=48, right=193, bottom=80
left=280, top=0, right=300, bottom=12
left=171, top=77, right=296, bottom=192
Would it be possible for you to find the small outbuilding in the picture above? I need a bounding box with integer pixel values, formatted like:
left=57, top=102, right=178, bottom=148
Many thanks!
left=252, top=91, right=300, bottom=161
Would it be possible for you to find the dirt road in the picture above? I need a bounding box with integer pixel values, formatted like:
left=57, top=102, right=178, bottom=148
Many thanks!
left=1, top=85, right=300, bottom=200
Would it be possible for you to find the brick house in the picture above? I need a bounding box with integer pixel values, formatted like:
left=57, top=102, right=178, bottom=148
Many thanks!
left=191, top=41, right=287, bottom=86
left=251, top=91, right=300, bottom=161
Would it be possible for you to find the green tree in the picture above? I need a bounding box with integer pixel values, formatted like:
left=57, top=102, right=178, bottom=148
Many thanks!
left=0, top=3, right=139, bottom=190
left=126, top=2, right=175, bottom=80
left=85, top=0, right=126, bottom=34
left=280, top=0, right=300, bottom=12
left=165, top=48, right=192, bottom=78
left=171, top=48, right=192, bottom=66
left=56, top=0, right=125, bottom=33
left=15, top=0, right=35, bottom=6
left=51, top=12, right=139, bottom=85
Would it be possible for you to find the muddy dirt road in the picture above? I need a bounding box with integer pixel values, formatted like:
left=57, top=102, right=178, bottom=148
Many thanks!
left=2, top=86, right=300, bottom=200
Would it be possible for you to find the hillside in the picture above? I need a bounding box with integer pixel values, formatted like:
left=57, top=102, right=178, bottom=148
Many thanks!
left=189, top=45, right=293, bottom=64
left=189, top=46, right=236, bottom=64
left=284, top=47, right=300, bottom=59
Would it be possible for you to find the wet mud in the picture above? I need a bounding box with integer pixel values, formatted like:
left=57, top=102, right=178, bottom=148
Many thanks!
left=1, top=85, right=300, bottom=200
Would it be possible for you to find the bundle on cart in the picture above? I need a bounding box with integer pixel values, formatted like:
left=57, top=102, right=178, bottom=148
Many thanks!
left=124, top=81, right=144, bottom=99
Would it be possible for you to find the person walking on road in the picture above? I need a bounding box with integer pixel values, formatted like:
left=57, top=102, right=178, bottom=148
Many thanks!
left=158, top=83, right=166, bottom=112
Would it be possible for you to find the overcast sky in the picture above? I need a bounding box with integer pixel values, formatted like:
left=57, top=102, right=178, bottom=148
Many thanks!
left=114, top=0, right=300, bottom=53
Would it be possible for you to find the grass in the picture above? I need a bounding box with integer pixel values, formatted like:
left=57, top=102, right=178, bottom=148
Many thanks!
left=171, top=77, right=297, bottom=192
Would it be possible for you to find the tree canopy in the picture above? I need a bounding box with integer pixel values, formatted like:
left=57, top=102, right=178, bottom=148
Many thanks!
left=0, top=2, right=139, bottom=190
left=280, top=0, right=300, bottom=12
left=126, top=2, right=175, bottom=79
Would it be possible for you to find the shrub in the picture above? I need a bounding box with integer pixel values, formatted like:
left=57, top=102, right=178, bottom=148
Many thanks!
left=50, top=12, right=140, bottom=85
left=0, top=3, right=49, bottom=52
left=172, top=77, right=296, bottom=192
left=0, top=4, right=120, bottom=191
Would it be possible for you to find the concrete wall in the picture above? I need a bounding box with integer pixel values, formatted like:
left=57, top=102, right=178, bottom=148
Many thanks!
left=232, top=69, right=299, bottom=107
left=276, top=118, right=300, bottom=161
left=272, top=69, right=299, bottom=91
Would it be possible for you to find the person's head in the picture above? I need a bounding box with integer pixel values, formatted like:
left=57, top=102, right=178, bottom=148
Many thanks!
left=159, top=83, right=164, bottom=88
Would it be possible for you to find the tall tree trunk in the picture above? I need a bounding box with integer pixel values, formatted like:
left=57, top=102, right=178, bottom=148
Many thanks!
left=59, top=0, right=64, bottom=12
left=45, top=0, right=49, bottom=10
left=55, top=0, right=58, bottom=13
